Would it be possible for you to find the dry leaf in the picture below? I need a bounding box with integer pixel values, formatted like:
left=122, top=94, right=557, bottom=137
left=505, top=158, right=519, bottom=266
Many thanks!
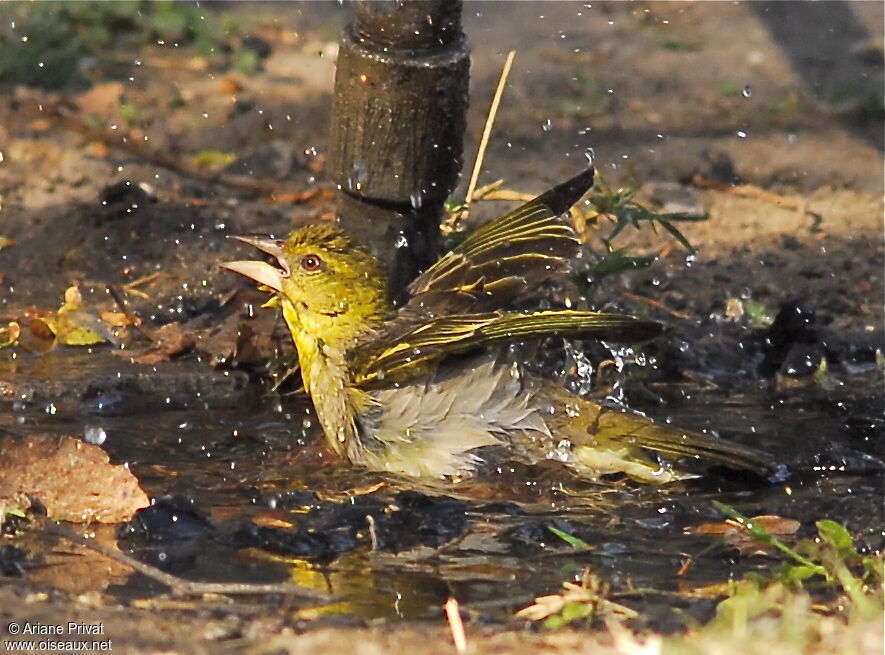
left=190, top=149, right=237, bottom=171
left=251, top=514, right=296, bottom=530
left=27, top=316, right=56, bottom=341
left=28, top=119, right=51, bottom=131
left=0, top=435, right=150, bottom=523
left=219, top=76, right=242, bottom=94
left=116, top=321, right=195, bottom=365
left=685, top=514, right=801, bottom=552
left=0, top=321, right=20, bottom=347
left=515, top=570, right=638, bottom=624
left=76, top=82, right=124, bottom=116
left=85, top=140, right=108, bottom=158
left=725, top=298, right=744, bottom=322
left=100, top=310, right=140, bottom=328
left=191, top=293, right=279, bottom=366
left=32, top=285, right=109, bottom=346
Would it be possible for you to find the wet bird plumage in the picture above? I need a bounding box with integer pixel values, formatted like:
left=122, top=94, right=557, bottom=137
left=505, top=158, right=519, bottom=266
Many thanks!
left=224, top=167, right=769, bottom=482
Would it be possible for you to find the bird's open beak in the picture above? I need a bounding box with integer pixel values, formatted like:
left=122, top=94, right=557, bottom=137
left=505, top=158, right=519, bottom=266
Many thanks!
left=221, top=235, right=289, bottom=293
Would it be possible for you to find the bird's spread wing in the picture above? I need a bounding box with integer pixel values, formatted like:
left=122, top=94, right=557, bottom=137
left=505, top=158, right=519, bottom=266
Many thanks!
left=402, top=167, right=594, bottom=313
left=350, top=310, right=661, bottom=387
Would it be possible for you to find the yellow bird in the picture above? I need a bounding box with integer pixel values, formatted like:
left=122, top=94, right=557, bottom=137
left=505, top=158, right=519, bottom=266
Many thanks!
left=223, top=168, right=768, bottom=483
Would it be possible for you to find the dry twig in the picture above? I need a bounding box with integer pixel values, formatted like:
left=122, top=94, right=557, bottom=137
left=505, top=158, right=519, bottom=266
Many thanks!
left=691, top=174, right=820, bottom=223
left=444, top=597, right=468, bottom=654
left=40, top=517, right=331, bottom=600
left=443, top=50, right=517, bottom=234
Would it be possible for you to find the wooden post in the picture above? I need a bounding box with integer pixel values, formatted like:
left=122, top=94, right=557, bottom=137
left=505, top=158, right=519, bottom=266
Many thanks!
left=329, top=0, right=469, bottom=299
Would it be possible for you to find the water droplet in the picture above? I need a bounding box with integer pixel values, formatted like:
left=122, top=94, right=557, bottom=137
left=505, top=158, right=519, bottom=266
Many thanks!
left=549, top=439, right=573, bottom=462
left=347, top=161, right=368, bottom=192
left=84, top=426, right=107, bottom=445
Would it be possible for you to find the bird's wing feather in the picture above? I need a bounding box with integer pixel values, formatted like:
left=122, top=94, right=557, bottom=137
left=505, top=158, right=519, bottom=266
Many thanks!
left=402, top=167, right=594, bottom=313
left=350, top=309, right=660, bottom=387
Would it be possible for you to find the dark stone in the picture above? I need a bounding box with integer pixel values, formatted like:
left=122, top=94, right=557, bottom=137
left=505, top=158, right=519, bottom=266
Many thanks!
left=0, top=544, right=28, bottom=577
left=758, top=300, right=818, bottom=376
left=120, top=495, right=216, bottom=542
left=241, top=34, right=272, bottom=59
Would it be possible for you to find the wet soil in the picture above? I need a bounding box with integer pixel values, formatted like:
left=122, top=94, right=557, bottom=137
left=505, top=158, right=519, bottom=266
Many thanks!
left=0, top=2, right=883, bottom=653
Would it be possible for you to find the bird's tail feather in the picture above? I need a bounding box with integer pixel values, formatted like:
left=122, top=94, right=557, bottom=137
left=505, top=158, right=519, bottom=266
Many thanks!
left=546, top=390, right=771, bottom=481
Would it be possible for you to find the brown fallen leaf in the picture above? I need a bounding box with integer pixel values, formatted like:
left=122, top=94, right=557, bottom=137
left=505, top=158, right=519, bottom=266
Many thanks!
left=685, top=514, right=801, bottom=553
left=115, top=321, right=195, bottom=365
left=0, top=434, right=150, bottom=523
left=28, top=118, right=52, bottom=131
left=85, top=140, right=108, bottom=158
left=18, top=316, right=58, bottom=353
left=219, top=75, right=242, bottom=94
left=193, top=316, right=277, bottom=366
left=100, top=310, right=141, bottom=328
left=251, top=513, right=297, bottom=530
left=75, top=81, right=124, bottom=117
left=267, top=187, right=334, bottom=205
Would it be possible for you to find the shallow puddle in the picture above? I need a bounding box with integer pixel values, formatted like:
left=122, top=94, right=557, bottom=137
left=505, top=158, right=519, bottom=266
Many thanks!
left=2, top=348, right=881, bottom=627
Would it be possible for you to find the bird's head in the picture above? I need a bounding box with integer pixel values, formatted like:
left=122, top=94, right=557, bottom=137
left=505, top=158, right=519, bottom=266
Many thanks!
left=223, top=224, right=391, bottom=348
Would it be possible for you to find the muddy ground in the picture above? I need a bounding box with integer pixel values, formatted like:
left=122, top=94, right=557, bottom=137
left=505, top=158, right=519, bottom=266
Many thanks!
left=0, top=2, right=883, bottom=654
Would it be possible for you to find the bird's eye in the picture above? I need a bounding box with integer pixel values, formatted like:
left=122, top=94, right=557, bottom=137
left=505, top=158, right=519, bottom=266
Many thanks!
left=300, top=254, right=324, bottom=272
